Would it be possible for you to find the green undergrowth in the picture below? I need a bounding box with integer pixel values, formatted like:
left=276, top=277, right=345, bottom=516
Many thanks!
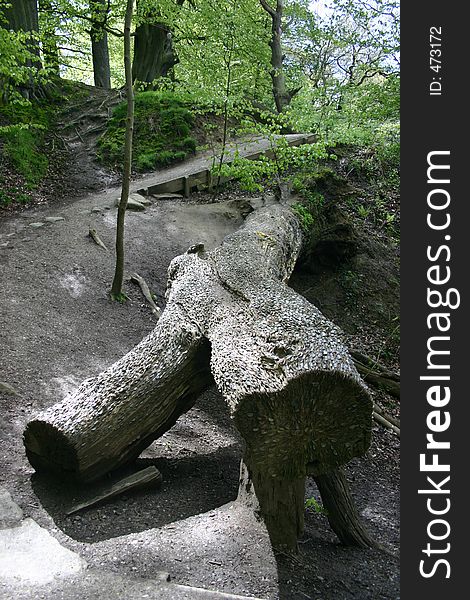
left=99, top=91, right=197, bottom=171
left=291, top=166, right=346, bottom=234
left=0, top=79, right=82, bottom=206
left=0, top=101, right=54, bottom=204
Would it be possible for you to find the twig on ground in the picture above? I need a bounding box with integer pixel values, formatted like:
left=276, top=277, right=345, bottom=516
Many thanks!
left=88, top=228, right=108, bottom=251
left=373, top=411, right=400, bottom=436
left=130, top=272, right=161, bottom=317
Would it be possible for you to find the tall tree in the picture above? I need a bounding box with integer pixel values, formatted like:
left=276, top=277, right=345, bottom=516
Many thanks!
left=38, top=0, right=60, bottom=77
left=111, top=0, right=135, bottom=299
left=90, top=0, right=111, bottom=88
left=131, top=0, right=182, bottom=85
left=3, top=0, right=42, bottom=97
left=259, top=0, right=299, bottom=112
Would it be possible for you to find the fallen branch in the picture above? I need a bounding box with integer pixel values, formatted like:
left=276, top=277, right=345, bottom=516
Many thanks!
left=130, top=273, right=161, bottom=317
left=373, top=403, right=400, bottom=429
left=25, top=203, right=372, bottom=550
left=373, top=411, right=400, bottom=436
left=88, top=228, right=108, bottom=251
left=350, top=351, right=400, bottom=398
left=350, top=350, right=399, bottom=381
left=66, top=466, right=162, bottom=515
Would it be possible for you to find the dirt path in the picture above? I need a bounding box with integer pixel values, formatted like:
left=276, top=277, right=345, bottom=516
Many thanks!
left=0, top=140, right=399, bottom=599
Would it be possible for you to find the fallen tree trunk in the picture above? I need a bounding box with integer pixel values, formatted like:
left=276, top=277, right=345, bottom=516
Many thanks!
left=24, top=201, right=373, bottom=550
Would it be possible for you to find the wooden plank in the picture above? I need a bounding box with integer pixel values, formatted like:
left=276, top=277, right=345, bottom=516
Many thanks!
left=141, top=135, right=316, bottom=198
left=66, top=466, right=162, bottom=515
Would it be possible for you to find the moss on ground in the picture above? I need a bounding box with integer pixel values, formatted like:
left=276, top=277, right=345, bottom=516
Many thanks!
left=0, top=101, right=56, bottom=205
left=98, top=91, right=197, bottom=172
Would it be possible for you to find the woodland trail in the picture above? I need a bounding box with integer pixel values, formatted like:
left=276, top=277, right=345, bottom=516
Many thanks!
left=0, top=133, right=399, bottom=600
left=0, top=136, right=312, bottom=600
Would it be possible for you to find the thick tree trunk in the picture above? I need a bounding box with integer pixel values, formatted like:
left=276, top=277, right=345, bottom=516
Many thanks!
left=89, top=0, right=111, bottom=89
left=91, top=35, right=111, bottom=89
left=4, top=0, right=41, bottom=61
left=24, top=202, right=372, bottom=549
left=4, top=0, right=42, bottom=97
left=132, top=23, right=178, bottom=84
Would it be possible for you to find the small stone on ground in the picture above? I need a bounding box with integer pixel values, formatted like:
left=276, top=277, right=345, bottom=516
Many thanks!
left=44, top=217, right=65, bottom=223
left=0, top=488, right=23, bottom=529
left=114, top=197, right=146, bottom=211
left=130, top=193, right=152, bottom=206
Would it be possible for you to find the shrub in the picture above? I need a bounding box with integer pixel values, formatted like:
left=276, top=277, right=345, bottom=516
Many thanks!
left=135, top=152, right=156, bottom=171
left=155, top=149, right=186, bottom=166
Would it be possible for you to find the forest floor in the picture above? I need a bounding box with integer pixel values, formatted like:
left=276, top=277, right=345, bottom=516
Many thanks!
left=0, top=101, right=400, bottom=599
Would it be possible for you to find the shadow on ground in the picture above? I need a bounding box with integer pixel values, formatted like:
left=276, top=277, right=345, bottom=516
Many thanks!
left=31, top=444, right=242, bottom=544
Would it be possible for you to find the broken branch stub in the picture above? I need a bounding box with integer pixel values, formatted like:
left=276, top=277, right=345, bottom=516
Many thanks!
left=24, top=203, right=372, bottom=550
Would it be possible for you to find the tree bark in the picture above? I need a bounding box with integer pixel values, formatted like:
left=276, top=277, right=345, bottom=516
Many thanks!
left=89, top=0, right=111, bottom=89
left=4, top=0, right=41, bottom=61
left=4, top=0, right=42, bottom=98
left=24, top=202, right=372, bottom=549
left=24, top=307, right=213, bottom=481
left=110, top=0, right=134, bottom=298
left=132, top=22, right=178, bottom=84
left=314, top=467, right=378, bottom=548
left=259, top=0, right=298, bottom=113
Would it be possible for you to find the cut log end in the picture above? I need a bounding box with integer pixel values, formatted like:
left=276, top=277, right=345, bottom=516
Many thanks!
left=234, top=370, right=372, bottom=480
left=24, top=420, right=79, bottom=477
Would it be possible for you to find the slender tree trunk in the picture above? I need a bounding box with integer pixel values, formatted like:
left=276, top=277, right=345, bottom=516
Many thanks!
left=216, top=33, right=234, bottom=190
left=110, top=0, right=134, bottom=299
left=39, top=0, right=60, bottom=77
left=90, top=0, right=111, bottom=89
left=259, top=0, right=299, bottom=113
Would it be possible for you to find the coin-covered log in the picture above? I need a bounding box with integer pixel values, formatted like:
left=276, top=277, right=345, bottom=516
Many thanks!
left=24, top=201, right=373, bottom=550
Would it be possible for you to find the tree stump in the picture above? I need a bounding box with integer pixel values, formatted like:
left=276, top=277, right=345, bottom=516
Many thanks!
left=24, top=201, right=373, bottom=550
